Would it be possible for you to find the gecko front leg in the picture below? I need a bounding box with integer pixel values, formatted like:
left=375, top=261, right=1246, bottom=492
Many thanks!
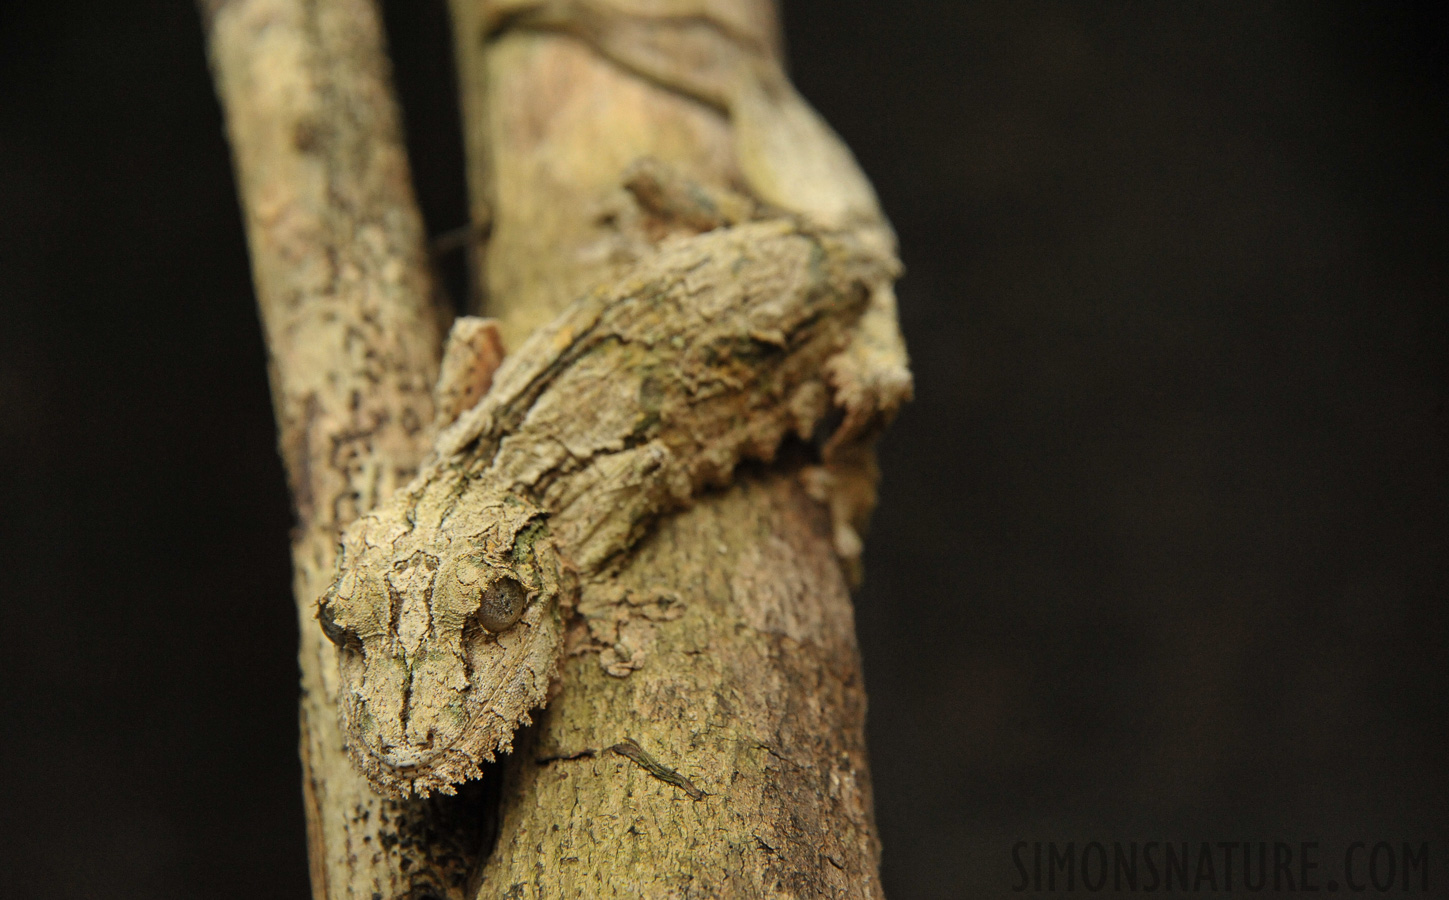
left=433, top=315, right=506, bottom=430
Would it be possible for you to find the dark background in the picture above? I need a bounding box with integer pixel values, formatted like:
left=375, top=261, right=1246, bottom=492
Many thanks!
left=1, top=1, right=1444, bottom=897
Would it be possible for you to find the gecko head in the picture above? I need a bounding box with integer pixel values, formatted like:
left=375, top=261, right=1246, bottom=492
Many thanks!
left=316, top=495, right=567, bottom=797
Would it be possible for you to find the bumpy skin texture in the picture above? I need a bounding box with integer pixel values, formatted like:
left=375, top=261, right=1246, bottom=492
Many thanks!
left=318, top=216, right=901, bottom=796
left=319, top=485, right=565, bottom=795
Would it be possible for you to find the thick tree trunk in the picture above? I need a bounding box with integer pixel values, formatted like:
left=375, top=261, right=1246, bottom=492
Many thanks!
left=204, top=0, right=898, bottom=896
left=449, top=3, right=887, bottom=896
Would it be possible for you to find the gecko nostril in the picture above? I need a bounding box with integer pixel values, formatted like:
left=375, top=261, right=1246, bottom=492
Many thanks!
left=317, top=599, right=362, bottom=651
left=473, top=576, right=529, bottom=632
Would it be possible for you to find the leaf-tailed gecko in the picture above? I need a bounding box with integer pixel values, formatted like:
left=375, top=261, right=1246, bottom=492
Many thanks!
left=318, top=208, right=902, bottom=795
left=317, top=6, right=911, bottom=797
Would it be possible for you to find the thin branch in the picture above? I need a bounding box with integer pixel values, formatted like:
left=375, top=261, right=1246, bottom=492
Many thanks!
left=202, top=1, right=481, bottom=896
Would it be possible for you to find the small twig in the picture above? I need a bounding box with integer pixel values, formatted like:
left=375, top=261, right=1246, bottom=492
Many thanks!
left=534, top=747, right=599, bottom=765
left=430, top=218, right=490, bottom=258
left=610, top=738, right=706, bottom=800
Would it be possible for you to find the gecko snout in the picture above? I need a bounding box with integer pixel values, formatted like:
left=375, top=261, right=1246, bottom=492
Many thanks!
left=316, top=595, right=362, bottom=652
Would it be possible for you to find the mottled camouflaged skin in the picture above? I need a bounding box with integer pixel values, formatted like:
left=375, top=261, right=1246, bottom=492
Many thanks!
left=318, top=217, right=900, bottom=797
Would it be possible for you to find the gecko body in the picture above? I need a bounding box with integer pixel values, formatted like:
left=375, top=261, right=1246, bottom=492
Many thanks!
left=319, top=217, right=899, bottom=795
left=320, top=4, right=910, bottom=797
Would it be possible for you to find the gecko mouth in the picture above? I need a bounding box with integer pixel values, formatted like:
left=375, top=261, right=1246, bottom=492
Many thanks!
left=340, top=673, right=492, bottom=796
left=374, top=736, right=434, bottom=769
left=347, top=731, right=482, bottom=797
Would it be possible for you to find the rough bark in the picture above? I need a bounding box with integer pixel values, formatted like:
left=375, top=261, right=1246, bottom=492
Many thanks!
left=449, top=1, right=894, bottom=896
left=202, top=2, right=486, bottom=897
left=205, top=0, right=901, bottom=895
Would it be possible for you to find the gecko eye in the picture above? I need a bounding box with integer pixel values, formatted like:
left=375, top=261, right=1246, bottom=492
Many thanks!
left=473, top=576, right=529, bottom=632
left=317, top=599, right=362, bottom=651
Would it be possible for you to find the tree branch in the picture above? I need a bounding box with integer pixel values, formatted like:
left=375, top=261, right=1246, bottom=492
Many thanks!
left=202, top=1, right=484, bottom=896
left=205, top=0, right=903, bottom=894
left=448, top=1, right=895, bottom=895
